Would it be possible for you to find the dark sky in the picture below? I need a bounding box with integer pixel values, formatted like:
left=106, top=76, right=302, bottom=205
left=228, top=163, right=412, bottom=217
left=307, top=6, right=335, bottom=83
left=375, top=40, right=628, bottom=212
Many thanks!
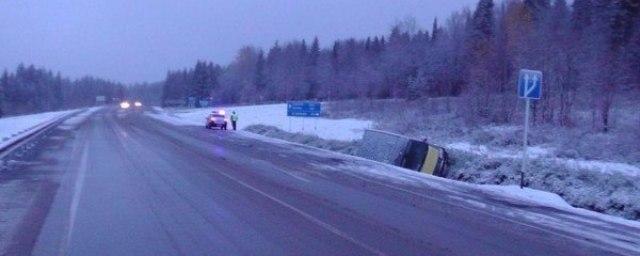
left=0, top=0, right=477, bottom=84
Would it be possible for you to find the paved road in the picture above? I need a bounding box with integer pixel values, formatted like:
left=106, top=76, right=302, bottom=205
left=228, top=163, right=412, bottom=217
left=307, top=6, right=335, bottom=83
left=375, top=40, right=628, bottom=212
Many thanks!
left=1, top=108, right=638, bottom=256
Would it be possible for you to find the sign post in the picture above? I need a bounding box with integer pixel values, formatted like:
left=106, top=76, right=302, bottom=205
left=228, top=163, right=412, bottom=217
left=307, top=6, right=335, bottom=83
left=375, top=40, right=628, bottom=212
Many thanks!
left=517, top=69, right=542, bottom=188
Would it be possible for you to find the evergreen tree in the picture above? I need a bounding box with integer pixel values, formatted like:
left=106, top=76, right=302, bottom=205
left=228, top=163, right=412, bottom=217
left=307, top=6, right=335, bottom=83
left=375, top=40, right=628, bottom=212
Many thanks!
left=331, top=41, right=340, bottom=71
left=305, top=37, right=321, bottom=99
left=52, top=72, right=64, bottom=109
left=254, top=50, right=266, bottom=91
left=431, top=18, right=442, bottom=42
left=148, top=0, right=639, bottom=130
left=364, top=37, right=371, bottom=51
left=309, top=37, right=320, bottom=66
left=471, top=0, right=495, bottom=40
left=524, top=0, right=551, bottom=22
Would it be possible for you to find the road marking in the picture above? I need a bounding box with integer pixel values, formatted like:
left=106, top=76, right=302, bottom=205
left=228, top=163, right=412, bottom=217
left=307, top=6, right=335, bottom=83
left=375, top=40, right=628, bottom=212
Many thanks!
left=60, top=141, right=90, bottom=256
left=213, top=168, right=385, bottom=255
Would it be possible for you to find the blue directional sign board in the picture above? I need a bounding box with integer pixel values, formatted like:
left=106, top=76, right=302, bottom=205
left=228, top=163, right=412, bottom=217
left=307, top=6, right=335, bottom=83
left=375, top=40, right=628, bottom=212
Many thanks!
left=287, top=101, right=321, bottom=117
left=518, top=69, right=542, bottom=100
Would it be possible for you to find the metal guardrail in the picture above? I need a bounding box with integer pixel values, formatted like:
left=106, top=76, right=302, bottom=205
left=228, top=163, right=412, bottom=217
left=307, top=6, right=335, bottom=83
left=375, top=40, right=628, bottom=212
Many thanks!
left=0, top=111, right=77, bottom=160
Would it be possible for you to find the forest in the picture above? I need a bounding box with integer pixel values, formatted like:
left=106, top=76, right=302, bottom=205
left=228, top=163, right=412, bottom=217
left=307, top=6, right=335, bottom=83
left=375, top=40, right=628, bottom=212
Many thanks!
left=0, top=64, right=125, bottom=116
left=162, top=0, right=640, bottom=131
left=1, top=0, right=638, bottom=132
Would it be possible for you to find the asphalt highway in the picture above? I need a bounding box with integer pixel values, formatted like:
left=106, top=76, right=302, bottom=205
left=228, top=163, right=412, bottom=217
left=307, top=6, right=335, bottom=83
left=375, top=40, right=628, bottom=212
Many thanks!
left=1, top=107, right=638, bottom=256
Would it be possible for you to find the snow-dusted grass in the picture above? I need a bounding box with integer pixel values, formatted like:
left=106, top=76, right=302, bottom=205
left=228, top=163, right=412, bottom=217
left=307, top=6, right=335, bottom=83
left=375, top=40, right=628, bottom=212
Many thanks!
left=210, top=126, right=640, bottom=253
left=0, top=109, right=78, bottom=150
left=148, top=99, right=640, bottom=220
left=240, top=131, right=640, bottom=253
left=148, top=103, right=372, bottom=141
left=245, top=124, right=361, bottom=155
left=449, top=141, right=640, bottom=177
left=326, top=98, right=640, bottom=220
left=295, top=145, right=639, bottom=253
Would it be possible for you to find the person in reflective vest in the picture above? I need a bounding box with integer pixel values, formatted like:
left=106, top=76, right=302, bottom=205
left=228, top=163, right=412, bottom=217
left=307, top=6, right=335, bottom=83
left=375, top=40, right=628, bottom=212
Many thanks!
left=230, top=111, right=238, bottom=130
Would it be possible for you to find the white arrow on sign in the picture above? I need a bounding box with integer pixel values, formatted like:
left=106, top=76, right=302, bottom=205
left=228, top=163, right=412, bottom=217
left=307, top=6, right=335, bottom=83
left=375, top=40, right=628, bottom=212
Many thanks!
left=522, top=74, right=530, bottom=96
left=525, top=74, right=538, bottom=97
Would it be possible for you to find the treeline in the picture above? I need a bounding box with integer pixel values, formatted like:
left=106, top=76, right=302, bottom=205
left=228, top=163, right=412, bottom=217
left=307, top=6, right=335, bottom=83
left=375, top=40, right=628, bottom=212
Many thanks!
left=161, top=61, right=223, bottom=107
left=162, top=0, right=640, bottom=131
left=0, top=64, right=125, bottom=117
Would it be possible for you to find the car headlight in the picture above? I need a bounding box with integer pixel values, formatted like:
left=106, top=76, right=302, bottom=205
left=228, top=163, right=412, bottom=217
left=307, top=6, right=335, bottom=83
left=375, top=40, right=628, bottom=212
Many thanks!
left=120, top=101, right=130, bottom=109
left=134, top=101, right=142, bottom=107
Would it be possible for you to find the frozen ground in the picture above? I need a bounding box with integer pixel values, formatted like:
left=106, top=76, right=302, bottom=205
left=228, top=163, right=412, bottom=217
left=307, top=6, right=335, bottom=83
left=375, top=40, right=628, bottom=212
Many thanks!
left=243, top=130, right=640, bottom=253
left=147, top=103, right=372, bottom=141
left=149, top=101, right=640, bottom=220
left=0, top=110, right=79, bottom=150
left=239, top=127, right=584, bottom=213
left=325, top=99, right=640, bottom=220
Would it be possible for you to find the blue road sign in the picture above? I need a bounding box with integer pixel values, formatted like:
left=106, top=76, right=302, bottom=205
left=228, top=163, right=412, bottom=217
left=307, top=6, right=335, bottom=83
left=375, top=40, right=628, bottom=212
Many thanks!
left=518, top=69, right=542, bottom=100
left=287, top=101, right=321, bottom=117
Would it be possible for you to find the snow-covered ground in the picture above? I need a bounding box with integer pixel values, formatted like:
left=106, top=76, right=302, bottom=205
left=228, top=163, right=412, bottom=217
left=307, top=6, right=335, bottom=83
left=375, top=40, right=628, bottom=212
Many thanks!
left=0, top=110, right=78, bottom=150
left=148, top=102, right=640, bottom=221
left=448, top=141, right=640, bottom=177
left=248, top=132, right=640, bottom=253
left=147, top=104, right=372, bottom=141
left=151, top=105, right=580, bottom=203
left=58, top=107, right=104, bottom=130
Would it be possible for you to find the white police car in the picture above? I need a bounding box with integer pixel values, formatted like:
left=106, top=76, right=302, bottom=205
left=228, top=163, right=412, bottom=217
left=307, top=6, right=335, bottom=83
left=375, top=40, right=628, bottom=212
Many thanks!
left=205, top=109, right=228, bottom=130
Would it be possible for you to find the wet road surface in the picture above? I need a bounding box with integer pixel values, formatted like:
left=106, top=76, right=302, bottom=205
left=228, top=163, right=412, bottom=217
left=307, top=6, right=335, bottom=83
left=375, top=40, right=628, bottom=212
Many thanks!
left=1, top=108, right=638, bottom=256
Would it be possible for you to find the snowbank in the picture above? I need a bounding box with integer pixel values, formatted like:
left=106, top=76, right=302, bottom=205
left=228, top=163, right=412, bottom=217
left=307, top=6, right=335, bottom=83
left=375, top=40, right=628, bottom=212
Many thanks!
left=479, top=184, right=573, bottom=209
left=147, top=104, right=373, bottom=141
left=58, top=107, right=104, bottom=130
left=0, top=110, right=77, bottom=150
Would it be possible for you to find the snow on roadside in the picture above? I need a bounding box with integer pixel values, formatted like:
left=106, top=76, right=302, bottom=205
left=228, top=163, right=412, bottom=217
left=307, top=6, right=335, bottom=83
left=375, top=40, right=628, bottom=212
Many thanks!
left=242, top=127, right=577, bottom=213
left=148, top=103, right=640, bottom=221
left=147, top=104, right=373, bottom=141
left=0, top=110, right=78, bottom=149
left=448, top=141, right=640, bottom=177
left=247, top=129, right=640, bottom=232
left=58, top=107, right=104, bottom=130
left=478, top=184, right=573, bottom=209
left=317, top=160, right=576, bottom=212
left=318, top=157, right=639, bottom=252
left=308, top=156, right=640, bottom=248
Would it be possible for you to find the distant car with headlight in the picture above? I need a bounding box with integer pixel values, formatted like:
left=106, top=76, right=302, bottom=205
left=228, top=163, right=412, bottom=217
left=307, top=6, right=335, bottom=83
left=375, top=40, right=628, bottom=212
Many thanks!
left=134, top=101, right=142, bottom=107
left=205, top=109, right=228, bottom=130
left=120, top=101, right=131, bottom=109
